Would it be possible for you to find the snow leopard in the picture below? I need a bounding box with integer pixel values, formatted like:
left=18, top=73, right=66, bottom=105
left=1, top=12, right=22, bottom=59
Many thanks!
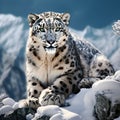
left=20, top=11, right=115, bottom=108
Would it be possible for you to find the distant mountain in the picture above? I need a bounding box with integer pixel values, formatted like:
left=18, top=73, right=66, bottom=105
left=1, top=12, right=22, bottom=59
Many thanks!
left=0, top=14, right=120, bottom=100
left=0, top=14, right=27, bottom=100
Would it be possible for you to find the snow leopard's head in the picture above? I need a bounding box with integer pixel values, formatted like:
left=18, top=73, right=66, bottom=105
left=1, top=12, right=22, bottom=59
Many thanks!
left=28, top=12, right=70, bottom=54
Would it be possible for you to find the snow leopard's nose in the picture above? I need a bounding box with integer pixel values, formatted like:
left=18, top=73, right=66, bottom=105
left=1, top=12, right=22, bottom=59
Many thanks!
left=47, top=39, right=55, bottom=45
left=46, top=32, right=56, bottom=44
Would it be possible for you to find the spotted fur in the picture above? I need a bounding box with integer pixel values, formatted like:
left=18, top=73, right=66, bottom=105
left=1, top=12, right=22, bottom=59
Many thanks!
left=23, top=12, right=115, bottom=108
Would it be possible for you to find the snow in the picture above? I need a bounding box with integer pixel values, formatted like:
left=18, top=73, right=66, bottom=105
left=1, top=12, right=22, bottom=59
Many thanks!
left=115, top=117, right=120, bottom=120
left=92, top=79, right=120, bottom=104
left=0, top=70, right=120, bottom=119
left=0, top=97, right=19, bottom=116
left=32, top=105, right=81, bottom=120
left=2, top=97, right=16, bottom=106
left=36, top=105, right=62, bottom=118
left=0, top=105, right=14, bottom=115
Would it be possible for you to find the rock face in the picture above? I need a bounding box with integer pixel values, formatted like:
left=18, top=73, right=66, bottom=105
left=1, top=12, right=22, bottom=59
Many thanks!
left=93, top=71, right=120, bottom=120
left=94, top=94, right=120, bottom=120
left=94, top=94, right=111, bottom=120
left=0, top=108, right=35, bottom=120
left=0, top=108, right=50, bottom=120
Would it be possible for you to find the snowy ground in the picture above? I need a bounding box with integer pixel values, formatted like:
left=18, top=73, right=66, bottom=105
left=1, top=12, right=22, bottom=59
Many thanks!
left=0, top=70, right=120, bottom=120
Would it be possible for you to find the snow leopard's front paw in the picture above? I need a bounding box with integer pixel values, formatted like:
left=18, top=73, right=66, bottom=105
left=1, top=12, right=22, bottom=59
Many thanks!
left=79, top=77, right=100, bottom=88
left=39, top=88, right=65, bottom=106
left=19, top=98, right=40, bottom=109
left=19, top=99, right=28, bottom=108
left=79, top=78, right=92, bottom=88
left=27, top=97, right=40, bottom=109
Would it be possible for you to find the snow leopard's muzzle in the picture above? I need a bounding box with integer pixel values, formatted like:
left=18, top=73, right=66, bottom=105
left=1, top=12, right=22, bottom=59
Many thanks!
left=42, top=31, right=67, bottom=54
left=43, top=33, right=58, bottom=54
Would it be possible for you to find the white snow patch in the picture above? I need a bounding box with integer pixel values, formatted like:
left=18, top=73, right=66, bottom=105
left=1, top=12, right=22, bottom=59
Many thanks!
left=2, top=97, right=16, bottom=106
left=32, top=105, right=81, bottom=120
left=0, top=105, right=14, bottom=116
left=26, top=113, right=34, bottom=120
left=115, top=116, right=120, bottom=120
left=0, top=97, right=19, bottom=116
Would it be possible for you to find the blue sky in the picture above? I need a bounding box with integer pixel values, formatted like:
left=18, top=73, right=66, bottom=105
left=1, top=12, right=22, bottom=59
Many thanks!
left=0, top=0, right=120, bottom=30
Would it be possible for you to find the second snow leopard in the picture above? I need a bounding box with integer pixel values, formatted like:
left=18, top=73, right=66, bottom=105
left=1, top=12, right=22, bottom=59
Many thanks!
left=21, top=12, right=114, bottom=108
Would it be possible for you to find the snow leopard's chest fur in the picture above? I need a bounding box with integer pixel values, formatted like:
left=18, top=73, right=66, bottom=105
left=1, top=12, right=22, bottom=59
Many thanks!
left=26, top=34, right=83, bottom=87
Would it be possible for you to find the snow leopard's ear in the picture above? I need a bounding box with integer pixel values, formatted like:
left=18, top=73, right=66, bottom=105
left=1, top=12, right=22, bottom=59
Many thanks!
left=62, top=13, right=70, bottom=26
left=28, top=13, right=39, bottom=27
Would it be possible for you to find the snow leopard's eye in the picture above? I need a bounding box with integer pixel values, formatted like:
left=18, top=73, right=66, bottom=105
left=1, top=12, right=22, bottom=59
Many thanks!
left=39, top=27, right=45, bottom=32
left=55, top=26, right=63, bottom=32
left=55, top=27, right=60, bottom=32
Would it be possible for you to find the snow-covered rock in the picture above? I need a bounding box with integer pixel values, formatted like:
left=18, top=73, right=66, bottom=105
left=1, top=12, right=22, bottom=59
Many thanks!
left=84, top=70, right=120, bottom=120
left=32, top=105, right=81, bottom=120
left=2, top=97, right=16, bottom=106
left=0, top=96, right=20, bottom=117
left=0, top=105, right=14, bottom=116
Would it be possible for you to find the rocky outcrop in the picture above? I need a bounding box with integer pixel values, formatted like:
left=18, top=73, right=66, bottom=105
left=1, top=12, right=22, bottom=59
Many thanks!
left=93, top=70, right=120, bottom=120
left=0, top=108, right=50, bottom=120
left=94, top=94, right=120, bottom=120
